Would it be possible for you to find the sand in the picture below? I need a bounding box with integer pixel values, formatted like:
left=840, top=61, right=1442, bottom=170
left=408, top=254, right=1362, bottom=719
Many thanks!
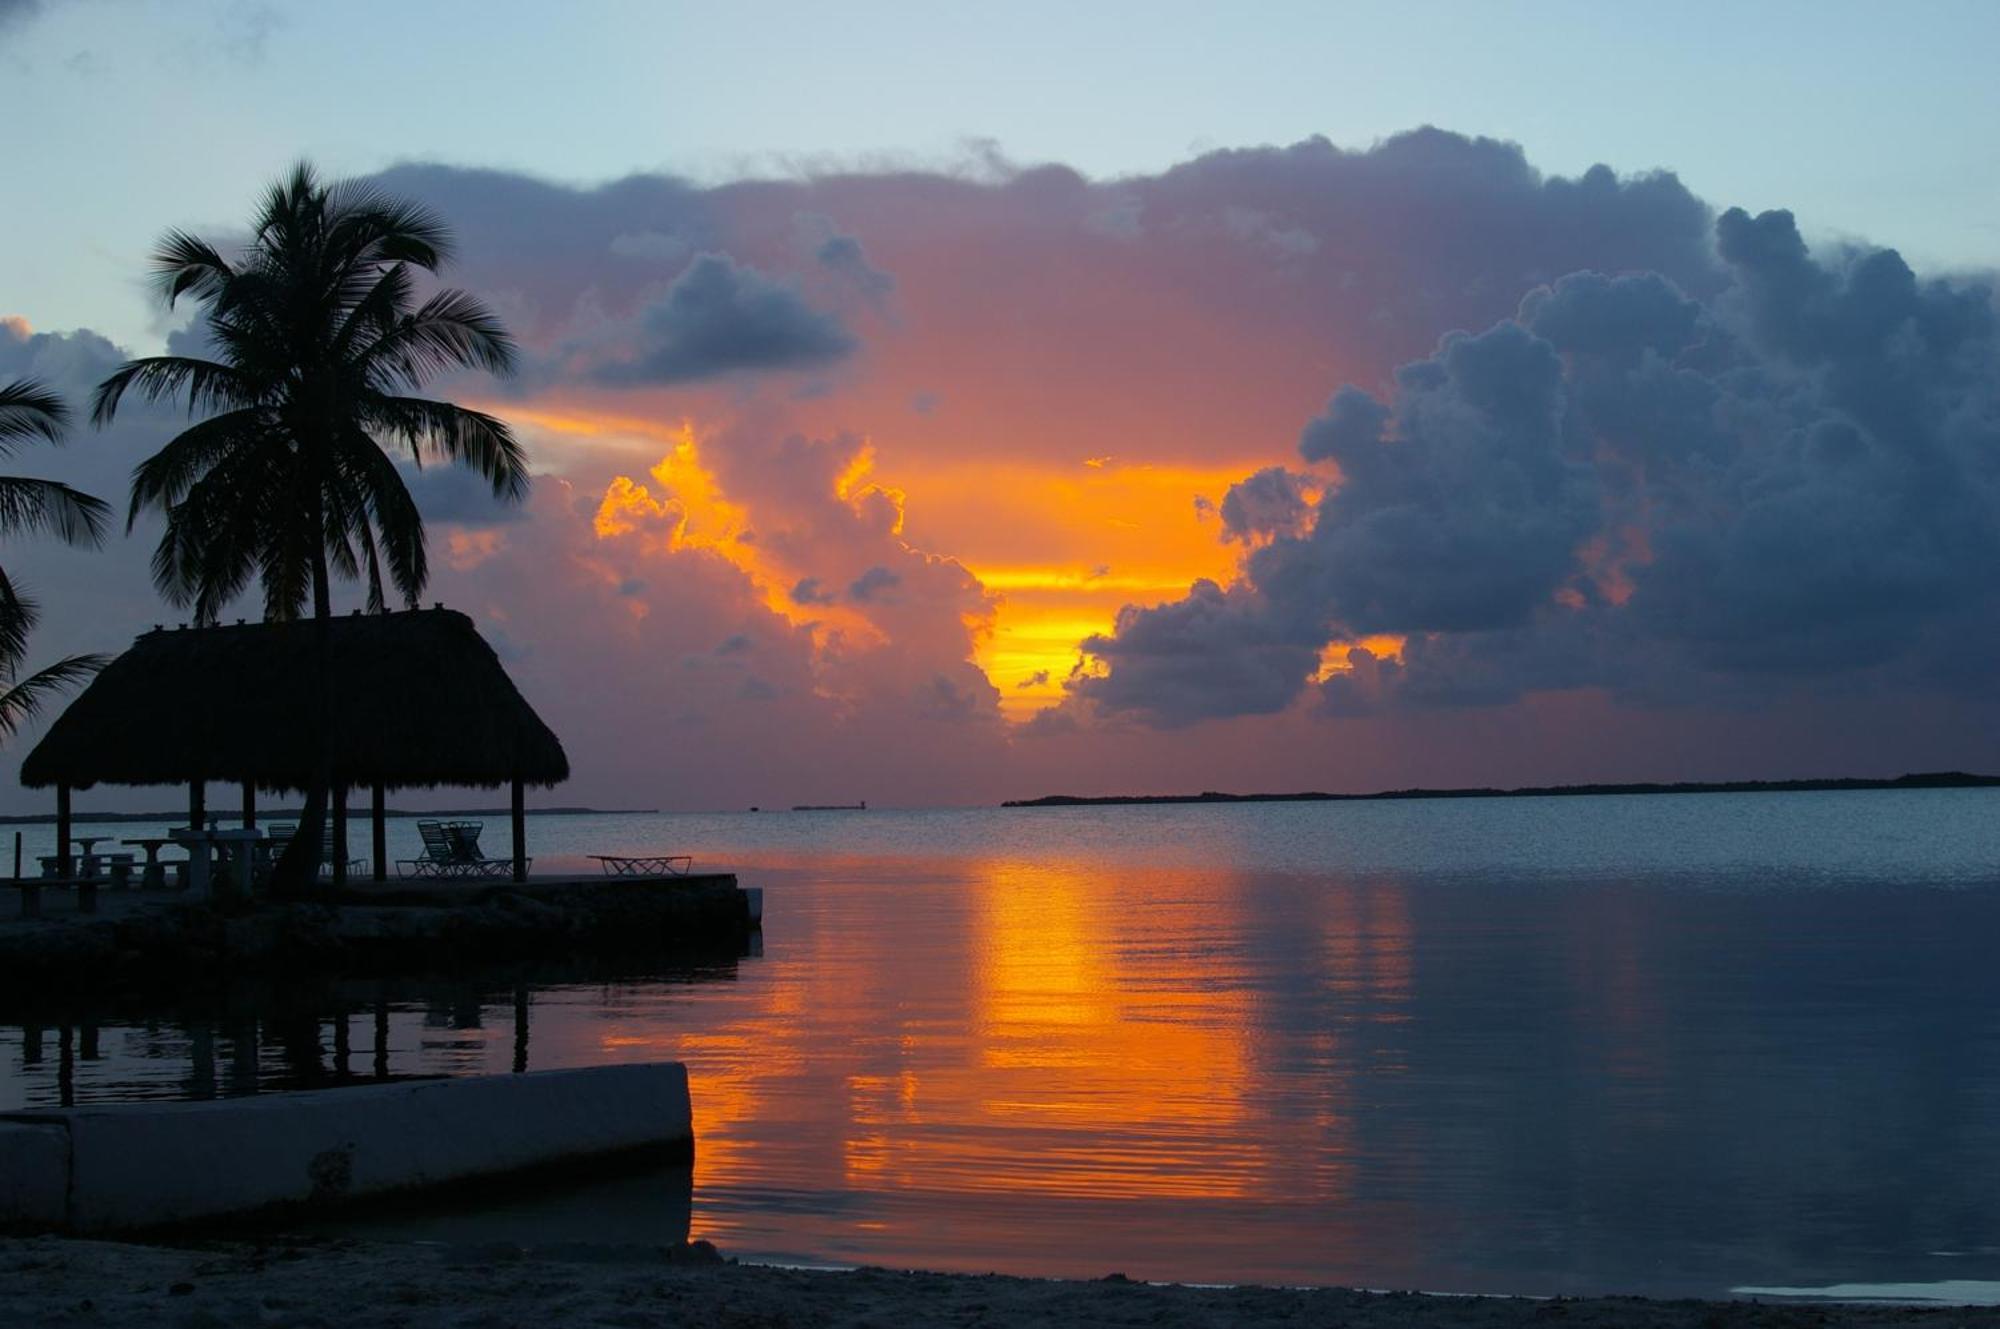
left=4, top=1236, right=1997, bottom=1328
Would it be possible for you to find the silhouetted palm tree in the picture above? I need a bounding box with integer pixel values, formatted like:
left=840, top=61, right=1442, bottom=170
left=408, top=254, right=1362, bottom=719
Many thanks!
left=93, top=163, right=527, bottom=891
left=0, top=379, right=110, bottom=739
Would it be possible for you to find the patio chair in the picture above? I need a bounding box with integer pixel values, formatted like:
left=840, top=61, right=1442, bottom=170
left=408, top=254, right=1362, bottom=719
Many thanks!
left=263, top=822, right=364, bottom=881
left=399, top=819, right=517, bottom=879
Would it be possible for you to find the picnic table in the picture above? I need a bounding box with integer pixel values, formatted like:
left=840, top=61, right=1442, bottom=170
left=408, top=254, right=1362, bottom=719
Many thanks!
left=170, top=827, right=263, bottom=900
left=588, top=854, right=693, bottom=877
left=122, top=836, right=182, bottom=890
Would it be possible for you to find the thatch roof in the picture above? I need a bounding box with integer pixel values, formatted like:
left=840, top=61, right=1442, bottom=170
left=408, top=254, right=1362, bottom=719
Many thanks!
left=20, top=608, right=569, bottom=791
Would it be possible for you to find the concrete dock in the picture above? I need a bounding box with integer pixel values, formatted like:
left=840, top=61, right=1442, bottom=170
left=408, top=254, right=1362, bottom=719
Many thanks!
left=0, top=1062, right=693, bottom=1233
left=0, top=873, right=759, bottom=1000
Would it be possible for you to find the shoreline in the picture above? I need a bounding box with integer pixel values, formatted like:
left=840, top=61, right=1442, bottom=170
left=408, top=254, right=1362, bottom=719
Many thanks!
left=1, top=1235, right=1988, bottom=1327
left=1003, top=771, right=2000, bottom=808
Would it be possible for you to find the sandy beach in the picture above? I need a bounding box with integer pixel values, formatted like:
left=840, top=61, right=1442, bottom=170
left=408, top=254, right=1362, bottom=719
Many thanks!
left=3, top=1236, right=1994, bottom=1328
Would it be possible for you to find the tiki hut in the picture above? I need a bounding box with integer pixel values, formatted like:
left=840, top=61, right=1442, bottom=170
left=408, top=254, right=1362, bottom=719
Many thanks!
left=20, top=607, right=569, bottom=882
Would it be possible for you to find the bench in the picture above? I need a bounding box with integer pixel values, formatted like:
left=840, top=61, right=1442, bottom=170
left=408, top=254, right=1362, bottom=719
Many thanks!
left=9, top=876, right=103, bottom=919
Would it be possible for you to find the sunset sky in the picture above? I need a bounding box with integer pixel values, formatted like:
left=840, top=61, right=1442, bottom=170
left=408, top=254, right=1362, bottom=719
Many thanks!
left=4, top=1, right=1999, bottom=811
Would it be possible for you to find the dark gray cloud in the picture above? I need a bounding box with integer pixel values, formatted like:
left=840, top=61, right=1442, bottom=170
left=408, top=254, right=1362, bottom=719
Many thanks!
left=1079, top=209, right=2000, bottom=727
left=1075, top=579, right=1321, bottom=727
left=790, top=576, right=837, bottom=606
left=587, top=253, right=857, bottom=387
left=847, top=565, right=900, bottom=603
left=1262, top=319, right=1597, bottom=637
left=1216, top=466, right=1311, bottom=544
left=796, top=211, right=895, bottom=306
left=816, top=233, right=893, bottom=298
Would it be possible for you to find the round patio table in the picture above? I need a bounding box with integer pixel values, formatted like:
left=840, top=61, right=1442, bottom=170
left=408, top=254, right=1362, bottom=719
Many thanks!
left=70, top=835, right=110, bottom=879
left=122, top=837, right=180, bottom=891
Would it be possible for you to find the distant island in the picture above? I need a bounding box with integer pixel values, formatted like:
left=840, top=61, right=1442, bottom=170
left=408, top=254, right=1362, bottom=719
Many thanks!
left=1003, top=771, right=2000, bottom=808
left=0, top=806, right=657, bottom=826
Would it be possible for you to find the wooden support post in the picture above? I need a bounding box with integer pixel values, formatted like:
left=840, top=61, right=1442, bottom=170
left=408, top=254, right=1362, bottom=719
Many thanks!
left=188, top=780, right=205, bottom=831
left=241, top=781, right=255, bottom=830
left=511, top=776, right=526, bottom=883
left=55, top=783, right=72, bottom=880
left=331, top=784, right=348, bottom=888
left=371, top=783, right=386, bottom=882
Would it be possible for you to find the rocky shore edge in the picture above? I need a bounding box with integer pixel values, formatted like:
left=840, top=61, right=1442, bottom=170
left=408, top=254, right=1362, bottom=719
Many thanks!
left=2, top=1236, right=1988, bottom=1329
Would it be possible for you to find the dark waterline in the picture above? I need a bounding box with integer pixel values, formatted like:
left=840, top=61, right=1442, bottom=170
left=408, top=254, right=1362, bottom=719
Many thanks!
left=4, top=790, right=1998, bottom=1300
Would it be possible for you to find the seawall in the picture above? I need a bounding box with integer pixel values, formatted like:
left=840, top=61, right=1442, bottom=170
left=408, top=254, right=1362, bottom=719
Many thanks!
left=0, top=1063, right=693, bottom=1233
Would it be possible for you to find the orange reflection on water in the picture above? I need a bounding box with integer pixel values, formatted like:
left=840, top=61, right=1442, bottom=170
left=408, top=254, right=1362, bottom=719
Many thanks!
left=828, top=858, right=1275, bottom=1201
left=508, top=856, right=1443, bottom=1261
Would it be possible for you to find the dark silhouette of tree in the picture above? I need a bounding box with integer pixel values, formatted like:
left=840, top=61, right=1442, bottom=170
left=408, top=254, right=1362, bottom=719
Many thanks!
left=93, top=163, right=526, bottom=891
left=0, top=379, right=109, bottom=739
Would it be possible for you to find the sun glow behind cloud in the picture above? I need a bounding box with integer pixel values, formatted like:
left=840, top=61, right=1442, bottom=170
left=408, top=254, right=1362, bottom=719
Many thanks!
left=907, top=460, right=1249, bottom=717
left=575, top=416, right=1259, bottom=722
left=592, top=425, right=887, bottom=653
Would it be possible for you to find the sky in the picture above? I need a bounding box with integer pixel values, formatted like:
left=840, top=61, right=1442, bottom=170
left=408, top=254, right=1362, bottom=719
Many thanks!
left=3, top=1, right=1999, bottom=811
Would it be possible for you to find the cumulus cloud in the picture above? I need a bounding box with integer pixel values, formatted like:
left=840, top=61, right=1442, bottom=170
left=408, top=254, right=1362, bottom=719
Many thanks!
left=1073, top=579, right=1321, bottom=726
left=587, top=253, right=857, bottom=386
left=1216, top=466, right=1312, bottom=544
left=14, top=127, right=1997, bottom=806
left=1078, top=209, right=2000, bottom=729
left=1271, top=319, right=1596, bottom=636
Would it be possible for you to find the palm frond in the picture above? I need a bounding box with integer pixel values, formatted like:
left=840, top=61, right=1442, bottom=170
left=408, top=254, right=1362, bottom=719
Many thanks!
left=344, top=431, right=428, bottom=604
left=0, top=476, right=111, bottom=546
left=0, top=379, right=68, bottom=451
left=92, top=356, right=258, bottom=425
left=358, top=289, right=518, bottom=387
left=127, top=408, right=272, bottom=531
left=364, top=396, right=529, bottom=501
left=323, top=180, right=451, bottom=271
left=332, top=262, right=416, bottom=359
left=150, top=230, right=238, bottom=308
left=0, top=653, right=107, bottom=741
left=0, top=565, right=36, bottom=676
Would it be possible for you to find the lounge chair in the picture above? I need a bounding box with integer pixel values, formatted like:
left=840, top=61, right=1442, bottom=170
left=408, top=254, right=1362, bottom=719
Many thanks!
left=398, top=819, right=518, bottom=879
left=264, top=822, right=365, bottom=880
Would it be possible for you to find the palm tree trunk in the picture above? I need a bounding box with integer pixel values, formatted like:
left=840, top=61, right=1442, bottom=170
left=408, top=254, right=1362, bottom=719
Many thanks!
left=271, top=532, right=334, bottom=896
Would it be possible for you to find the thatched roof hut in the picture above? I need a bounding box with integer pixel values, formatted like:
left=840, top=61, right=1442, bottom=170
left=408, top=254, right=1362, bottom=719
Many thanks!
left=21, top=608, right=568, bottom=882
left=22, top=608, right=567, bottom=792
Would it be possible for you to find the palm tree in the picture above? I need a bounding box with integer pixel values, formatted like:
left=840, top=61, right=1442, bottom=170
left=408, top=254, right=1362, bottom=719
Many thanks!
left=0, top=379, right=110, bottom=740
left=92, top=163, right=528, bottom=892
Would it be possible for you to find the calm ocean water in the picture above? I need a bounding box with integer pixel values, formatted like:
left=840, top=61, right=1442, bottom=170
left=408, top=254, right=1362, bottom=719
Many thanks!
left=4, top=789, right=2000, bottom=1299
